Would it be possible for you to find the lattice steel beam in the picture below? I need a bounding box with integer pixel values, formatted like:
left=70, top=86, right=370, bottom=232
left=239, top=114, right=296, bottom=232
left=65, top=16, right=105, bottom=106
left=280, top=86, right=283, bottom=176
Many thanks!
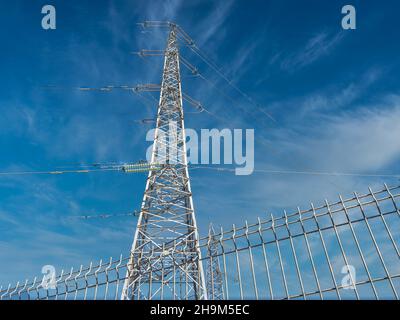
left=120, top=25, right=207, bottom=300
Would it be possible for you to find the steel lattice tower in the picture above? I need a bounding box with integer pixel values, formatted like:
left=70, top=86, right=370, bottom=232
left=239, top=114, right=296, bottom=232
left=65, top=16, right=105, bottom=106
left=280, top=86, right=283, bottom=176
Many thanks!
left=121, top=25, right=207, bottom=300
left=206, top=224, right=224, bottom=300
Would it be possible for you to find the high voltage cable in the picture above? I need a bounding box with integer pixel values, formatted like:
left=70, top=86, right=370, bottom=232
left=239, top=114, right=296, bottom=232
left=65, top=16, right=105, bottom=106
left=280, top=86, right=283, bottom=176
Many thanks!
left=68, top=211, right=140, bottom=220
left=42, top=82, right=204, bottom=120
left=179, top=55, right=256, bottom=124
left=196, top=71, right=262, bottom=125
left=0, top=163, right=162, bottom=176
left=134, top=43, right=273, bottom=126
left=74, top=84, right=216, bottom=116
left=41, top=84, right=154, bottom=121
left=136, top=48, right=270, bottom=125
left=2, top=163, right=399, bottom=180
left=174, top=25, right=277, bottom=123
left=133, top=52, right=246, bottom=124
left=190, top=166, right=400, bottom=179
left=138, top=86, right=205, bottom=115
left=138, top=21, right=276, bottom=123
left=4, top=164, right=398, bottom=223
left=0, top=168, right=117, bottom=176
left=191, top=47, right=276, bottom=123
left=60, top=164, right=400, bottom=223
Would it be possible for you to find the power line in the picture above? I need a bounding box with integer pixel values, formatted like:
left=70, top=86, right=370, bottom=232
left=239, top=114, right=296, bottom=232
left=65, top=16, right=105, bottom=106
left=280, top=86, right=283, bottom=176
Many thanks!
left=41, top=84, right=155, bottom=120
left=189, top=166, right=400, bottom=179
left=4, top=163, right=399, bottom=180
left=68, top=211, right=140, bottom=220
left=137, top=51, right=263, bottom=126
left=138, top=21, right=276, bottom=124
left=180, top=55, right=256, bottom=123
left=174, top=25, right=277, bottom=123
left=74, top=83, right=218, bottom=117
left=0, top=168, right=116, bottom=176
left=133, top=41, right=274, bottom=127
left=0, top=162, right=162, bottom=177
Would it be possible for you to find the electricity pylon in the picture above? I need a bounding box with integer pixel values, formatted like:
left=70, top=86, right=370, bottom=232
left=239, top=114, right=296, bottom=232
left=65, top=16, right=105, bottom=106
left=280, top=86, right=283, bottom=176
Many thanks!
left=206, top=224, right=224, bottom=300
left=121, top=25, right=207, bottom=300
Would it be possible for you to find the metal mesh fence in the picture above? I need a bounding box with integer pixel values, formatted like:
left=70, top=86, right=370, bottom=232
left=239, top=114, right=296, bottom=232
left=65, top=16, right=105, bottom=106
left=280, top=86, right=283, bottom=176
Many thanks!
left=1, top=183, right=399, bottom=300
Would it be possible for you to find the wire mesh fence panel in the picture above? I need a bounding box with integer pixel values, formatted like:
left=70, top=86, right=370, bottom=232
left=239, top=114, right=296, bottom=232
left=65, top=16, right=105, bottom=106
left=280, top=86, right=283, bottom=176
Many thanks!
left=0, top=256, right=129, bottom=301
left=200, top=183, right=400, bottom=300
left=1, top=184, right=399, bottom=300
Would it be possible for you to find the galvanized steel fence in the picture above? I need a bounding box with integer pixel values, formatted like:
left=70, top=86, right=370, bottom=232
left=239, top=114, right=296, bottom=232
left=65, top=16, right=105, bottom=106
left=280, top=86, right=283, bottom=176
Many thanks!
left=1, top=183, right=399, bottom=300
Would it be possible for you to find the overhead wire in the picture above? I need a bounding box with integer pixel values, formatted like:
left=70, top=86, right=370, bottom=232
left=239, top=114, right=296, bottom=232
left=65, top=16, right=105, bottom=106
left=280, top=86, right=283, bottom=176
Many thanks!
left=68, top=211, right=140, bottom=220
left=25, top=22, right=396, bottom=227
left=178, top=52, right=272, bottom=128
left=132, top=38, right=260, bottom=125
left=41, top=84, right=153, bottom=121
left=189, top=166, right=400, bottom=179
left=4, top=164, right=397, bottom=180
left=0, top=162, right=160, bottom=177
left=77, top=82, right=219, bottom=119
left=185, top=50, right=275, bottom=125
left=88, top=22, right=275, bottom=126
left=0, top=168, right=118, bottom=176
left=174, top=25, right=276, bottom=123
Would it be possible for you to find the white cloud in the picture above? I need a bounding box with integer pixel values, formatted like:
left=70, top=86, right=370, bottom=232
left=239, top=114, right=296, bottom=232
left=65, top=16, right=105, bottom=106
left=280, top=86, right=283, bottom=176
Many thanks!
left=193, top=93, right=400, bottom=222
left=300, top=99, right=400, bottom=172
left=244, top=94, right=400, bottom=211
left=265, top=68, right=383, bottom=121
left=194, top=0, right=234, bottom=47
left=300, top=68, right=382, bottom=115
left=280, top=31, right=345, bottom=72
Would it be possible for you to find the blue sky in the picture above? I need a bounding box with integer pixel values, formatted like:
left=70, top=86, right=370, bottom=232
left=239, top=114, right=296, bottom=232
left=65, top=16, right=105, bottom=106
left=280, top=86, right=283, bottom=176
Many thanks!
left=1, top=0, right=400, bottom=286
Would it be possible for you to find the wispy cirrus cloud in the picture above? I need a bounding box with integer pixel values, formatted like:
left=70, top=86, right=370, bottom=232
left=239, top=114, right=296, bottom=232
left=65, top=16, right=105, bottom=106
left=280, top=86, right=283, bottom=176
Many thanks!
left=253, top=94, right=400, bottom=206
left=265, top=68, right=383, bottom=121
left=0, top=169, right=138, bottom=284
left=301, top=100, right=400, bottom=172
left=2, top=0, right=400, bottom=292
left=193, top=91, right=400, bottom=224
left=194, top=0, right=234, bottom=47
left=280, top=30, right=345, bottom=72
left=301, top=68, right=382, bottom=113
